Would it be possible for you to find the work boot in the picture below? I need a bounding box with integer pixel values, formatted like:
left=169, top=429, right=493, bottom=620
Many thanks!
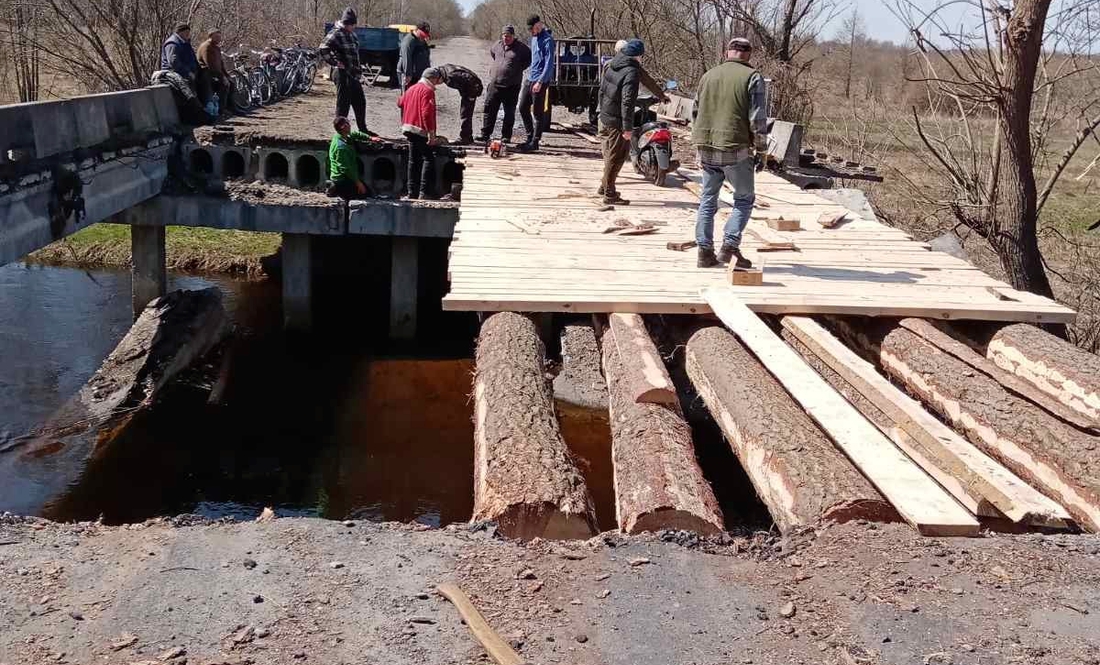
left=697, top=247, right=720, bottom=268
left=602, top=191, right=630, bottom=205
left=515, top=140, right=539, bottom=153
left=474, top=134, right=490, bottom=143
left=718, top=245, right=753, bottom=269
left=597, top=185, right=604, bottom=196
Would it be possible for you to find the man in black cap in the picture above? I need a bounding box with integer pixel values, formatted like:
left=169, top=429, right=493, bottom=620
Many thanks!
left=516, top=14, right=555, bottom=152
left=477, top=25, right=531, bottom=143
left=161, top=24, right=198, bottom=85
left=398, top=21, right=432, bottom=92
left=438, top=64, right=484, bottom=145
left=320, top=8, right=368, bottom=132
left=692, top=37, right=768, bottom=269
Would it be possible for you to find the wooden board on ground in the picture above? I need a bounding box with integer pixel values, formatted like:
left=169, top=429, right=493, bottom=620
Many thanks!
left=781, top=315, right=1071, bottom=527
left=437, top=582, right=524, bottom=665
left=703, top=287, right=980, bottom=536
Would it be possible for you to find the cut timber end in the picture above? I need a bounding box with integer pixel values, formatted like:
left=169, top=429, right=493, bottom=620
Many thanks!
left=685, top=326, right=897, bottom=532
left=728, top=267, right=764, bottom=287
left=472, top=312, right=599, bottom=540
left=599, top=315, right=724, bottom=535
left=817, top=211, right=846, bottom=228
left=702, top=287, right=980, bottom=537
left=767, top=218, right=801, bottom=232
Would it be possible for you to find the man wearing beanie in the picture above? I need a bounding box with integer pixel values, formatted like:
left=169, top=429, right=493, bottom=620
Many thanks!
left=398, top=21, right=432, bottom=92
left=596, top=38, right=644, bottom=205
left=398, top=68, right=443, bottom=199
left=516, top=15, right=555, bottom=152
left=320, top=8, right=368, bottom=132
left=692, top=37, right=767, bottom=269
left=477, top=25, right=531, bottom=143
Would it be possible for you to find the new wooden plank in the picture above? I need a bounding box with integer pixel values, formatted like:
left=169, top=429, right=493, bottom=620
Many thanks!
left=701, top=289, right=979, bottom=536
left=781, top=315, right=1072, bottom=527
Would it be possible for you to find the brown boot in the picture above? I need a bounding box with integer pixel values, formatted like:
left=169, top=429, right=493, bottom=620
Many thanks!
left=602, top=191, right=630, bottom=205
left=718, top=245, right=752, bottom=269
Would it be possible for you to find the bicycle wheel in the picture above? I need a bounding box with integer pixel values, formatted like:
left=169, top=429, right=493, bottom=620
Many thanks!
left=230, top=72, right=252, bottom=111
left=298, top=63, right=316, bottom=93
left=278, top=65, right=297, bottom=97
left=250, top=68, right=271, bottom=106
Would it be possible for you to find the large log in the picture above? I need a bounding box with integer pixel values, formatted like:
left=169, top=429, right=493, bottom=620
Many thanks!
left=831, top=317, right=1100, bottom=532
left=781, top=317, right=1070, bottom=528
left=987, top=323, right=1100, bottom=423
left=701, top=289, right=978, bottom=536
left=0, top=289, right=227, bottom=517
left=607, top=313, right=678, bottom=404
left=901, top=319, right=1098, bottom=433
left=685, top=326, right=898, bottom=533
left=551, top=322, right=608, bottom=410
left=597, top=316, right=724, bottom=535
left=472, top=312, right=599, bottom=540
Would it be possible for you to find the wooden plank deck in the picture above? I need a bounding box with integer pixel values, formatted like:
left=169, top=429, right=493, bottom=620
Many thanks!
left=444, top=151, right=1077, bottom=324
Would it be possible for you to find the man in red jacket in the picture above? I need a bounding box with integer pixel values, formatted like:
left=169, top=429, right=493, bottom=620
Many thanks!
left=398, top=67, right=443, bottom=199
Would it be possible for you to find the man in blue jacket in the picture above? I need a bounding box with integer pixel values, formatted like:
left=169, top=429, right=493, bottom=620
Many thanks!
left=516, top=15, right=554, bottom=153
left=161, top=24, right=198, bottom=84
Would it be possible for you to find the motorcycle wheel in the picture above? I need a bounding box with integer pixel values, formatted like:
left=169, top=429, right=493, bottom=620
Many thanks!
left=652, top=166, right=669, bottom=186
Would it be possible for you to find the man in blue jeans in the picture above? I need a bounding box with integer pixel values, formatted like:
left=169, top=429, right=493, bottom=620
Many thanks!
left=692, top=37, right=768, bottom=269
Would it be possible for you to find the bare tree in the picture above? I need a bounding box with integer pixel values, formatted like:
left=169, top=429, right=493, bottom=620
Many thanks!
left=1, top=0, right=42, bottom=101
left=891, top=0, right=1100, bottom=300
left=837, top=6, right=862, bottom=99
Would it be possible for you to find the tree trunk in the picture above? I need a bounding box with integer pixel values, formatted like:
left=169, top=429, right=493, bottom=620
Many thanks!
left=986, top=323, right=1100, bottom=422
left=598, top=317, right=724, bottom=535
left=472, top=312, right=599, bottom=540
left=685, top=326, right=897, bottom=532
left=830, top=317, right=1100, bottom=532
left=552, top=322, right=607, bottom=410
left=995, top=0, right=1055, bottom=298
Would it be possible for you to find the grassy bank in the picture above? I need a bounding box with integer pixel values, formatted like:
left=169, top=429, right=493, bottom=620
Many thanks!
left=27, top=225, right=282, bottom=277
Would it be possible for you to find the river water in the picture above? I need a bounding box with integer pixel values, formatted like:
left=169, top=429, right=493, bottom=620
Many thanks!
left=0, top=261, right=485, bottom=525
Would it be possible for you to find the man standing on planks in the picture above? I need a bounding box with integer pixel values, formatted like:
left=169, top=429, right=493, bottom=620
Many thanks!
left=476, top=25, right=531, bottom=144
left=596, top=39, right=644, bottom=206
left=692, top=37, right=768, bottom=270
left=516, top=15, right=555, bottom=153
left=398, top=21, right=432, bottom=92
left=398, top=67, right=443, bottom=199
left=320, top=8, right=369, bottom=133
left=437, top=64, right=484, bottom=145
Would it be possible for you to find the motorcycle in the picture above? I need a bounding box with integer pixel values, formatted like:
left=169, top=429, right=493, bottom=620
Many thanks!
left=631, top=80, right=680, bottom=186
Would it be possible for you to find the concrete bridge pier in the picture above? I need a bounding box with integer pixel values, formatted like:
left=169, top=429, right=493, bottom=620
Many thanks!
left=390, top=237, right=418, bottom=340
left=131, top=224, right=167, bottom=319
left=282, top=233, right=313, bottom=332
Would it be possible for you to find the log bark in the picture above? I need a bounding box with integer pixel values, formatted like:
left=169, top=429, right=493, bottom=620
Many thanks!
left=597, top=316, right=724, bottom=535
left=901, top=319, right=1098, bottom=433
left=472, top=312, right=599, bottom=540
left=0, top=289, right=227, bottom=518
left=986, top=323, right=1100, bottom=423
left=607, top=313, right=678, bottom=405
left=831, top=317, right=1100, bottom=532
left=551, top=322, right=608, bottom=410
left=685, top=326, right=897, bottom=532
left=781, top=321, right=1069, bottom=528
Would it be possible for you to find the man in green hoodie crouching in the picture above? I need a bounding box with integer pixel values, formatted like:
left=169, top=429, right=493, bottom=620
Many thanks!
left=327, top=116, right=383, bottom=199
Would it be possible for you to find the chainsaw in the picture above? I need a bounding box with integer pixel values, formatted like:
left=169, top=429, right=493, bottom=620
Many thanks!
left=484, top=139, right=506, bottom=159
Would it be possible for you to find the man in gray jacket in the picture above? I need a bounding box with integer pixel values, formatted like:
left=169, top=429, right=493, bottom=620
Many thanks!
left=476, top=25, right=531, bottom=143
left=596, top=39, right=643, bottom=205
left=397, top=22, right=432, bottom=92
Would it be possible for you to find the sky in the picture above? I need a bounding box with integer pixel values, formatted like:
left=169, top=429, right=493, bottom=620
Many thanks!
left=454, top=0, right=976, bottom=46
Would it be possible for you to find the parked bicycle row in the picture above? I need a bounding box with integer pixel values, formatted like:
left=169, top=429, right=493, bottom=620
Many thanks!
left=150, top=23, right=319, bottom=124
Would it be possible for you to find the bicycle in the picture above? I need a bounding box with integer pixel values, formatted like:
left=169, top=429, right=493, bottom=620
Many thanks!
left=225, top=48, right=262, bottom=111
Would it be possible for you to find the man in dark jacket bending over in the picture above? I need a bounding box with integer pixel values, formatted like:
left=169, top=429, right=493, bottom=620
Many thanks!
left=438, top=64, right=484, bottom=145
left=596, top=39, right=643, bottom=205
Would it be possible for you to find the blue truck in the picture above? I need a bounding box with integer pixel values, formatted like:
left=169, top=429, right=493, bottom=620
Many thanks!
left=323, top=23, right=401, bottom=87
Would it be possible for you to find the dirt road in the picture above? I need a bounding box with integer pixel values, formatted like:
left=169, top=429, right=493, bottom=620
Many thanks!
left=206, top=37, right=500, bottom=145
left=2, top=514, right=1099, bottom=665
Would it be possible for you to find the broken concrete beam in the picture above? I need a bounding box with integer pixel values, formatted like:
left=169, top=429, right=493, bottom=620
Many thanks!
left=0, top=289, right=227, bottom=517
left=598, top=316, right=723, bottom=535
left=472, top=312, right=599, bottom=540
left=986, top=323, right=1100, bottom=423
left=685, top=326, right=897, bottom=532
left=831, top=317, right=1100, bottom=532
